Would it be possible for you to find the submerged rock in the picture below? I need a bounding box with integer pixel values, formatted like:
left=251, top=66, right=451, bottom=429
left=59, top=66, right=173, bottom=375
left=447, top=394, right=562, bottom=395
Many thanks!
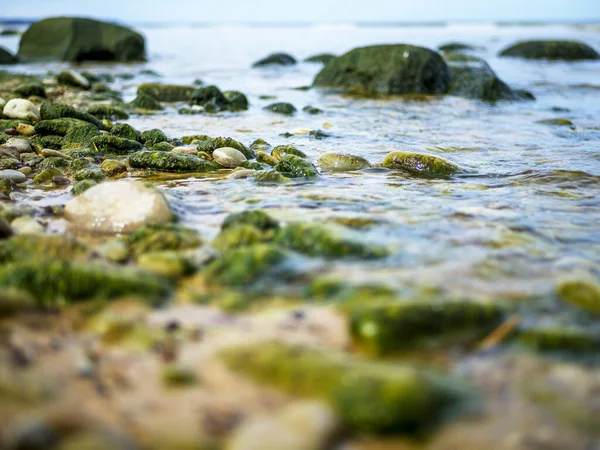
left=40, top=101, right=104, bottom=129
left=220, top=342, right=470, bottom=433
left=196, top=137, right=253, bottom=159
left=18, top=17, right=146, bottom=62
left=318, top=152, right=371, bottom=171
left=65, top=180, right=174, bottom=233
left=3, top=99, right=40, bottom=122
left=223, top=90, right=249, bottom=111
left=304, top=53, right=336, bottom=64
left=264, top=102, right=297, bottom=115
left=137, top=82, right=195, bottom=102
left=57, top=70, right=91, bottom=89
left=0, top=46, right=18, bottom=65
left=275, top=155, right=319, bottom=178
left=14, top=83, right=47, bottom=99
left=129, top=93, right=163, bottom=111
left=499, top=40, right=600, bottom=60
left=438, top=42, right=476, bottom=53
left=127, top=223, right=202, bottom=257
left=92, top=135, right=142, bottom=154
left=557, top=279, right=600, bottom=314
left=252, top=52, right=297, bottom=67
left=129, top=151, right=218, bottom=173
left=313, top=44, right=451, bottom=95
left=382, top=151, right=460, bottom=177
left=221, top=210, right=280, bottom=232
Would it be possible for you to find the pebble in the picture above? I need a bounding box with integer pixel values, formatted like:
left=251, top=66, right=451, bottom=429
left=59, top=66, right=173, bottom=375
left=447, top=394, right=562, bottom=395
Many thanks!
left=18, top=167, right=32, bottom=176
left=59, top=69, right=91, bottom=89
left=171, top=146, right=198, bottom=155
left=6, top=137, right=33, bottom=153
left=11, top=217, right=46, bottom=234
left=213, top=147, right=247, bottom=168
left=41, top=148, right=71, bottom=160
left=3, top=99, right=40, bottom=122
left=16, top=123, right=36, bottom=136
left=0, top=169, right=27, bottom=183
left=52, top=176, right=71, bottom=185
left=227, top=169, right=256, bottom=179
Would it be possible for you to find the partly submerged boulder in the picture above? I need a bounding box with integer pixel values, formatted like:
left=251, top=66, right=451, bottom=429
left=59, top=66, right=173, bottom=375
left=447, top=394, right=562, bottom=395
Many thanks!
left=499, top=40, right=599, bottom=61
left=136, top=83, right=195, bottom=102
left=313, top=44, right=451, bottom=95
left=0, top=46, right=18, bottom=65
left=18, top=17, right=146, bottom=62
left=252, top=52, right=297, bottom=67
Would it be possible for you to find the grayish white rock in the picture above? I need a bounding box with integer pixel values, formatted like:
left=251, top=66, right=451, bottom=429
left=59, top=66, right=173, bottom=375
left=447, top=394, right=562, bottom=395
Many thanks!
left=3, top=98, right=40, bottom=122
left=213, top=146, right=247, bottom=168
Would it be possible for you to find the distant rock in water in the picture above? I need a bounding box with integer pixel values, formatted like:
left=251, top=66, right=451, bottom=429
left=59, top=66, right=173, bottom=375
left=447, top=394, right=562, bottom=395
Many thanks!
left=437, top=42, right=477, bottom=53
left=252, top=52, right=297, bottom=67
left=17, top=17, right=146, bottom=62
left=499, top=40, right=600, bottom=61
left=313, top=44, right=451, bottom=95
left=304, top=53, right=336, bottom=64
left=0, top=46, right=17, bottom=65
left=444, top=52, right=530, bottom=102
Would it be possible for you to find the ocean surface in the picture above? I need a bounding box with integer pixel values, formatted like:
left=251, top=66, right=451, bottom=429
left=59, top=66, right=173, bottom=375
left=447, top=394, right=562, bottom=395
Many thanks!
left=1, top=22, right=599, bottom=301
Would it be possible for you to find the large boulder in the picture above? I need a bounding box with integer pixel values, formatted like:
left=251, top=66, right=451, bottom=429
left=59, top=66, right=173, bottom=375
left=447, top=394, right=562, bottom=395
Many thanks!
left=18, top=17, right=146, bottom=62
left=313, top=44, right=451, bottom=95
left=0, top=46, right=17, bottom=65
left=499, top=40, right=599, bottom=61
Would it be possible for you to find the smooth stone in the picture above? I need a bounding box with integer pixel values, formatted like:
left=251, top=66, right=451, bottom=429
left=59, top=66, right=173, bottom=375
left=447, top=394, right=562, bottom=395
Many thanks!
left=18, top=167, right=32, bottom=176
left=0, top=169, right=27, bottom=183
left=65, top=180, right=175, bottom=233
left=41, top=148, right=71, bottom=159
left=213, top=147, right=247, bottom=168
left=58, top=70, right=91, bottom=89
left=16, top=123, right=36, bottom=136
left=227, top=169, right=256, bottom=179
left=11, top=217, right=46, bottom=234
left=171, top=146, right=198, bottom=155
left=0, top=216, right=11, bottom=238
left=318, top=152, right=372, bottom=171
left=3, top=99, right=40, bottom=122
left=0, top=97, right=5, bottom=109
left=5, top=138, right=32, bottom=153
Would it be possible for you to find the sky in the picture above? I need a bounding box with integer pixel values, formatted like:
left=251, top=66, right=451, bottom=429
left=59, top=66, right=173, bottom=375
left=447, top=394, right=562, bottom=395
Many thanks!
left=2, top=0, right=600, bottom=24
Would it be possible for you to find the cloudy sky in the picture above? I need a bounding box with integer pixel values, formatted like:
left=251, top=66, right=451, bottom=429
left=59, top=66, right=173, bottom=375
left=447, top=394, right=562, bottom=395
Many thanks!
left=2, top=0, right=599, bottom=23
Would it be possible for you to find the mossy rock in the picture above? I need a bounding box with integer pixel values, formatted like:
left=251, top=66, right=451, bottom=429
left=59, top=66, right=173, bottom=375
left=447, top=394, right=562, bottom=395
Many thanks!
left=0, top=234, right=87, bottom=263
left=196, top=137, right=253, bottom=159
left=557, top=279, right=600, bottom=314
left=382, top=152, right=460, bottom=177
left=303, top=105, right=323, bottom=115
left=499, top=40, right=600, bottom=60
left=271, top=145, right=306, bottom=159
left=87, top=105, right=129, bottom=120
left=252, top=52, right=296, bottom=67
left=250, top=138, right=272, bottom=152
left=536, top=118, right=573, bottom=127
left=38, top=156, right=70, bottom=171
left=212, top=224, right=273, bottom=252
left=275, top=154, right=319, bottom=178
left=318, top=152, right=371, bottom=171
left=57, top=70, right=90, bottom=89
left=127, top=223, right=203, bottom=257
left=150, top=141, right=175, bottom=152
left=254, top=170, right=292, bottom=184
left=313, top=44, right=451, bottom=95
left=71, top=160, right=107, bottom=182
left=304, top=53, right=336, bottom=64
left=91, top=135, right=142, bottom=154
left=256, top=151, right=278, bottom=166
left=111, top=123, right=140, bottom=141
left=204, top=243, right=293, bottom=287
left=100, top=159, right=127, bottom=176
left=40, top=101, right=104, bottom=129
left=240, top=160, right=264, bottom=170
left=139, top=129, right=168, bottom=147
left=189, top=85, right=228, bottom=111
left=33, top=167, right=63, bottom=184
left=137, top=251, right=196, bottom=280
left=275, top=222, right=387, bottom=259
left=0, top=119, right=29, bottom=130
left=0, top=260, right=171, bottom=306
left=0, top=46, right=18, bottom=65
left=129, top=93, right=163, bottom=111
left=17, top=17, right=146, bottom=62
left=72, top=178, right=97, bottom=195
left=14, top=83, right=46, bottom=99
left=31, top=135, right=63, bottom=150
left=223, top=90, right=249, bottom=111
left=349, top=300, right=505, bottom=355
left=129, top=150, right=219, bottom=172
left=220, top=342, right=469, bottom=433
left=517, top=326, right=600, bottom=353
left=221, top=209, right=280, bottom=232
left=263, top=102, right=296, bottom=115
left=137, top=83, right=195, bottom=102
left=438, top=42, right=476, bottom=53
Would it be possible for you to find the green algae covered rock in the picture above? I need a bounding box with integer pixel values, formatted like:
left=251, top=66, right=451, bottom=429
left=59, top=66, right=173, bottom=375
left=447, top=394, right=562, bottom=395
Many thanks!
left=271, top=145, right=307, bottom=160
left=256, top=151, right=278, bottom=166
left=31, top=135, right=63, bottom=150
left=14, top=83, right=46, bottom=99
left=517, top=326, right=600, bottom=354
left=100, top=159, right=127, bottom=176
left=196, top=137, right=253, bottom=159
left=275, top=155, right=319, bottom=178
left=18, top=17, right=146, bottom=62
left=92, top=135, right=142, bottom=154
left=557, top=279, right=600, bottom=314
left=111, top=122, right=140, bottom=141
left=382, top=151, right=460, bottom=177
left=318, top=152, right=372, bottom=171
left=255, top=170, right=292, bottom=184
left=348, top=300, right=505, bottom=355
left=140, top=128, right=168, bottom=147
left=37, top=156, right=70, bottom=171
left=129, top=93, right=163, bottom=111
left=222, top=210, right=280, bottom=232
left=129, top=150, right=218, bottom=173
left=71, top=178, right=97, bottom=195
left=87, top=104, right=129, bottom=120
left=127, top=223, right=202, bottom=257
left=304, top=53, right=336, bottom=64
left=72, top=160, right=107, bottom=182
left=40, top=101, right=104, bottom=129
left=36, top=119, right=99, bottom=149
left=0, top=46, right=18, bottom=65
left=137, top=250, right=195, bottom=280
left=252, top=52, right=296, bottom=67
left=438, top=42, right=476, bottom=53
left=220, top=342, right=469, bottom=433
left=223, top=90, right=249, bottom=111
left=137, top=83, right=195, bottom=102
left=0, top=260, right=171, bottom=306
left=33, top=167, right=63, bottom=184
left=499, top=40, right=600, bottom=61
left=189, top=85, right=229, bottom=111
left=275, top=222, right=387, bottom=259
left=212, top=224, right=273, bottom=252
left=313, top=44, right=451, bottom=95
left=204, top=243, right=292, bottom=287
left=263, top=102, right=296, bottom=115
left=0, top=234, right=87, bottom=264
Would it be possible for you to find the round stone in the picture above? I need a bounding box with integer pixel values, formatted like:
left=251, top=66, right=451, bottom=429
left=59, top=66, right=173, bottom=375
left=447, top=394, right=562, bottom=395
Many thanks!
left=3, top=99, right=40, bottom=122
left=6, top=138, right=33, bottom=153
left=0, top=169, right=27, bottom=183
left=65, top=180, right=175, bottom=233
left=213, top=147, right=247, bottom=168
left=171, top=146, right=198, bottom=155
left=317, top=152, right=372, bottom=171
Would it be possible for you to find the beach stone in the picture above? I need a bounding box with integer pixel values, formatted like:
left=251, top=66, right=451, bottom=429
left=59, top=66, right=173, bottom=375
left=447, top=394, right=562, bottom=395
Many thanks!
left=313, top=44, right=450, bottom=95
left=5, top=138, right=33, bottom=153
left=3, top=99, right=40, bottom=122
left=318, top=152, right=371, bottom=171
left=0, top=46, right=17, bottom=64
left=304, top=53, right=336, bottom=64
left=11, top=217, right=45, bottom=234
left=171, top=146, right=198, bottom=155
left=252, top=52, right=296, bottom=67
left=0, top=170, right=27, bottom=184
left=264, top=102, right=296, bottom=115
left=213, top=147, right=247, bottom=168
left=499, top=40, right=600, bottom=60
left=18, top=17, right=146, bottom=62
left=382, top=151, right=460, bottom=177
left=100, top=159, right=127, bottom=176
left=16, top=123, right=36, bottom=136
left=57, top=70, right=91, bottom=89
left=65, top=180, right=174, bottom=233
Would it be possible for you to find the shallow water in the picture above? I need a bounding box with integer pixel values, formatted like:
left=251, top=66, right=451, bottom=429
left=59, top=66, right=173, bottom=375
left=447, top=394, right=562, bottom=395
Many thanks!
left=2, top=22, right=600, bottom=298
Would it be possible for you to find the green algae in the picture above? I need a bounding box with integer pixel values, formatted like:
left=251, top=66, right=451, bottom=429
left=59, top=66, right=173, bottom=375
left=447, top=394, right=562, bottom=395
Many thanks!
left=382, top=151, right=460, bottom=177
left=556, top=279, right=600, bottom=314
left=92, top=135, right=142, bottom=154
left=127, top=223, right=203, bottom=257
left=275, top=155, right=319, bottom=178
left=196, top=137, right=253, bottom=159
left=137, top=83, right=195, bottom=102
left=129, top=150, right=219, bottom=173
left=271, top=145, right=307, bottom=159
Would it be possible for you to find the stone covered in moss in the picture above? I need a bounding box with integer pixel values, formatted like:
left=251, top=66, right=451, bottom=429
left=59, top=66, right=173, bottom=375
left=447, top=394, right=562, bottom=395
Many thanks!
left=213, top=224, right=273, bottom=252
left=71, top=159, right=107, bottom=182
left=33, top=167, right=63, bottom=184
left=17, top=17, right=146, bottom=62
left=275, top=222, right=387, bottom=259
left=0, top=46, right=18, bottom=64
left=0, top=234, right=87, bottom=263
left=71, top=178, right=97, bottom=195
left=256, top=151, right=278, bottom=166
left=137, top=83, right=195, bottom=102
left=304, top=53, right=336, bottom=64
left=250, top=138, right=272, bottom=153
left=189, top=85, right=228, bottom=111
left=349, top=300, right=504, bottom=354
left=240, top=160, right=263, bottom=170
left=318, top=152, right=371, bottom=171
left=38, top=156, right=70, bottom=171
left=100, top=159, right=127, bottom=176
left=382, top=151, right=460, bottom=177
left=220, top=342, right=468, bottom=433
left=271, top=145, right=307, bottom=159
left=129, top=93, right=163, bottom=111
left=438, top=42, right=476, bottom=53
left=196, top=137, right=254, bottom=159
left=30, top=135, right=62, bottom=150
left=137, top=251, right=196, bottom=280
left=252, top=52, right=297, bottom=67
left=0, top=260, right=171, bottom=306
left=127, top=223, right=202, bottom=257
left=264, top=102, right=296, bottom=115
left=111, top=122, right=139, bottom=141
left=14, top=83, right=46, bottom=99
left=221, top=209, right=280, bottom=232
left=313, top=44, right=451, bottom=95
left=140, top=128, right=168, bottom=147
left=129, top=150, right=218, bottom=172
left=499, top=40, right=600, bottom=60
left=275, top=154, right=319, bottom=178
left=92, top=135, right=142, bottom=154
left=57, top=70, right=90, bottom=89
left=40, top=101, right=104, bottom=129
left=557, top=279, right=600, bottom=314
left=254, top=170, right=291, bottom=184
left=87, top=104, right=129, bottom=120
left=517, top=326, right=600, bottom=353
left=223, top=90, right=249, bottom=111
